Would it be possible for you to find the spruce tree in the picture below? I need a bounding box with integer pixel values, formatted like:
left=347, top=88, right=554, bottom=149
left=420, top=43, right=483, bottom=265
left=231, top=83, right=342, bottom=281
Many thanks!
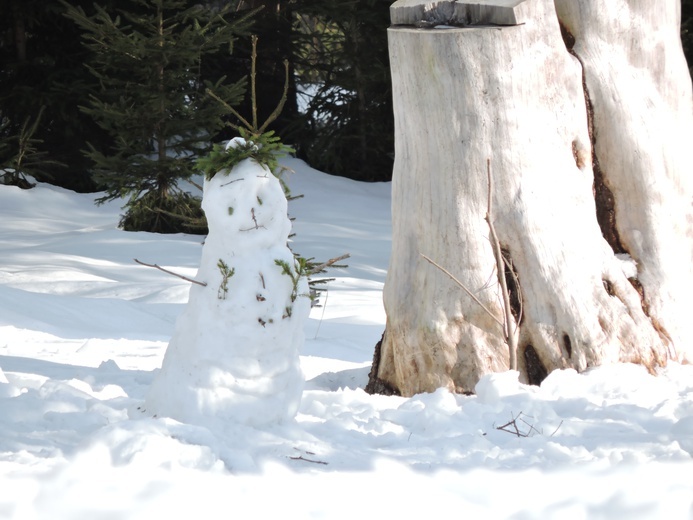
left=62, top=0, right=253, bottom=233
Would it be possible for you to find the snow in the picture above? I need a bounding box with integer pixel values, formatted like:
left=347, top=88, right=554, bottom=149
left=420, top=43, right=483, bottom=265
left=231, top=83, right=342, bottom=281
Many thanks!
left=1, top=158, right=693, bottom=518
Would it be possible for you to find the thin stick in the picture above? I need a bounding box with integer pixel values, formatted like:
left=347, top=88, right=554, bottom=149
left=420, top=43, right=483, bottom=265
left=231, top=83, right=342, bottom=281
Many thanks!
left=496, top=411, right=535, bottom=437
left=314, top=283, right=328, bottom=339
left=549, top=420, right=564, bottom=437
left=250, top=35, right=258, bottom=131
left=289, top=455, right=328, bottom=465
left=258, top=59, right=290, bottom=134
left=134, top=258, right=207, bottom=286
left=484, top=159, right=518, bottom=371
left=308, top=253, right=350, bottom=275
left=205, top=88, right=250, bottom=131
left=420, top=253, right=504, bottom=328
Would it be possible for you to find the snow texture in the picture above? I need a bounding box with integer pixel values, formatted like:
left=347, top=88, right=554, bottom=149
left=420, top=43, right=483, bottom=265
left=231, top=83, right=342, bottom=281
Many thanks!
left=146, top=150, right=309, bottom=426
left=0, top=160, right=693, bottom=518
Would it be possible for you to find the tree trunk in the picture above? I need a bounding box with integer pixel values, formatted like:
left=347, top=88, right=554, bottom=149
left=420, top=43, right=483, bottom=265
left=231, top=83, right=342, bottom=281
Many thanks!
left=368, top=0, right=693, bottom=397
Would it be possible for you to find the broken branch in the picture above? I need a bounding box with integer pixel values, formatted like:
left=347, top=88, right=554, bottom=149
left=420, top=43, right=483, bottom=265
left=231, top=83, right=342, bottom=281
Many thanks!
left=496, top=411, right=536, bottom=437
left=308, top=253, right=351, bottom=275
left=485, top=159, right=519, bottom=371
left=420, top=253, right=504, bottom=328
left=134, top=258, right=207, bottom=286
left=289, top=455, right=328, bottom=465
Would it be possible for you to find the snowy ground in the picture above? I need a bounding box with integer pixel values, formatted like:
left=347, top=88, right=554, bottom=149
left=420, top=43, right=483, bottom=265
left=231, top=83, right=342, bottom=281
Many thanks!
left=1, top=158, right=693, bottom=519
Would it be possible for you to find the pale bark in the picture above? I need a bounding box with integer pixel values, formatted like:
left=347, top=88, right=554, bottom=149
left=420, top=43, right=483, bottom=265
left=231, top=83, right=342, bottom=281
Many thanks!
left=555, top=0, right=693, bottom=361
left=371, top=0, right=693, bottom=396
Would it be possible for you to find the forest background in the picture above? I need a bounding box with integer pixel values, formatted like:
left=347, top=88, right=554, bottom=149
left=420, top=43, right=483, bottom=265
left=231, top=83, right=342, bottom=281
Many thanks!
left=1, top=0, right=692, bottom=217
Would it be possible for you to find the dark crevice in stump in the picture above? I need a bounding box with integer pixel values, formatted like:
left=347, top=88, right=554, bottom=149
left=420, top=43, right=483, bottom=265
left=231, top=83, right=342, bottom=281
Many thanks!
left=524, top=344, right=548, bottom=386
left=501, top=247, right=522, bottom=324
left=562, top=333, right=572, bottom=358
left=559, top=19, right=626, bottom=255
left=592, top=158, right=626, bottom=255
left=365, top=332, right=401, bottom=396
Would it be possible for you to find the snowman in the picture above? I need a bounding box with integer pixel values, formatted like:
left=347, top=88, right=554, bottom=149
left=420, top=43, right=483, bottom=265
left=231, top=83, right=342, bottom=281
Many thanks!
left=146, top=138, right=309, bottom=427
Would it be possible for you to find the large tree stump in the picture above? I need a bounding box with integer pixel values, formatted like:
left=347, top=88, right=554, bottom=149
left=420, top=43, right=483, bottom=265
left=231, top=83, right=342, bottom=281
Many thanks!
left=555, top=0, right=693, bottom=367
left=369, top=0, right=693, bottom=397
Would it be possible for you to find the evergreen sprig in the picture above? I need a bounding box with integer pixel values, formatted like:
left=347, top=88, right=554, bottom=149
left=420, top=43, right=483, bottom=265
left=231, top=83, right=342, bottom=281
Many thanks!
left=275, top=257, right=311, bottom=304
left=196, top=128, right=293, bottom=181
left=217, top=258, right=235, bottom=299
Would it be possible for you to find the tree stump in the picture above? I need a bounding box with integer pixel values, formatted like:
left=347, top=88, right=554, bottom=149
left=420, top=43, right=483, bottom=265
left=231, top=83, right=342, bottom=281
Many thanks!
left=369, top=0, right=693, bottom=396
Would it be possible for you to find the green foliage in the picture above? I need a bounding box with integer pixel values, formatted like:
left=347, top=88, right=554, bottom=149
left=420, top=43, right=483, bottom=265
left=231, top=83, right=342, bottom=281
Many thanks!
left=275, top=257, right=310, bottom=305
left=275, top=256, right=310, bottom=318
left=217, top=258, right=235, bottom=300
left=196, top=128, right=293, bottom=181
left=61, top=0, right=254, bottom=233
left=0, top=107, right=64, bottom=188
left=119, top=188, right=206, bottom=234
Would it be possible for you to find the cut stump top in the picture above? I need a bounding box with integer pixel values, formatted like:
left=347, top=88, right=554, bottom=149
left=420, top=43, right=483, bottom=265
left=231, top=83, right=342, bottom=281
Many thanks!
left=390, top=0, right=530, bottom=27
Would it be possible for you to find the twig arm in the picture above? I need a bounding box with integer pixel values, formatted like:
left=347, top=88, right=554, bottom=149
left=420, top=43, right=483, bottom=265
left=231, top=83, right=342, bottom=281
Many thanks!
left=134, top=258, right=207, bottom=286
left=308, top=253, right=350, bottom=275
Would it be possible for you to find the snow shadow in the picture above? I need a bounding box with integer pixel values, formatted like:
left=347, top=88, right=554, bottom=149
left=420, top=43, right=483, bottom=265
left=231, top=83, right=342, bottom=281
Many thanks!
left=0, top=285, right=178, bottom=341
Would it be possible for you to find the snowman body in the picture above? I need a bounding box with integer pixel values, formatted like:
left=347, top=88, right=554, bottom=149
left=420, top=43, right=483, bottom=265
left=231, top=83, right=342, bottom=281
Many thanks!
left=146, top=152, right=308, bottom=426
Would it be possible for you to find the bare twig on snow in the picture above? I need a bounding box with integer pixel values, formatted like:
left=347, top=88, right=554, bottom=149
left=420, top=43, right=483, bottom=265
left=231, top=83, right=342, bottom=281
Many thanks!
left=134, top=258, right=207, bottom=286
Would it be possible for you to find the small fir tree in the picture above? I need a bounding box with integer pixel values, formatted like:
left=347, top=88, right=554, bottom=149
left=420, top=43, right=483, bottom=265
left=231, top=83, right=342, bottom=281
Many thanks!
left=0, top=107, right=64, bottom=189
left=62, top=0, right=254, bottom=233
